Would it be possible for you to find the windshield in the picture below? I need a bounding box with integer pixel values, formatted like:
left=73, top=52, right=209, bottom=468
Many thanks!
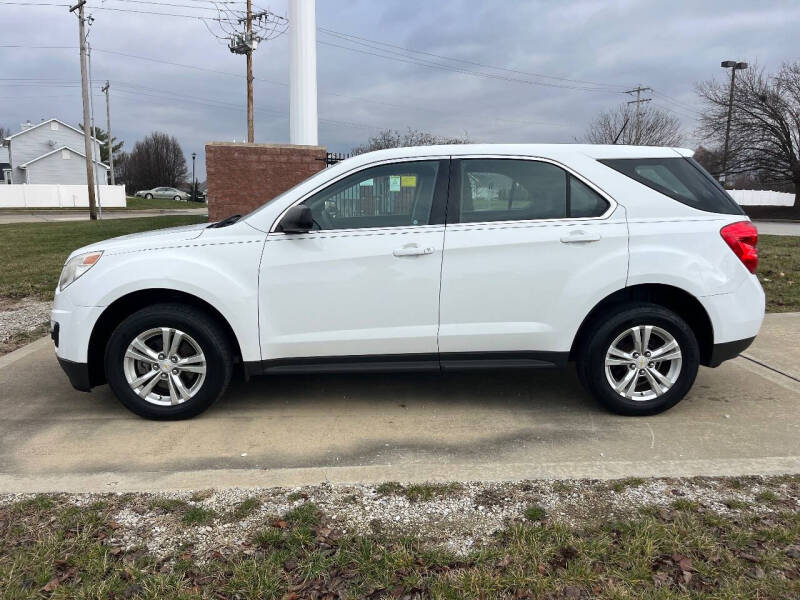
left=600, top=157, right=743, bottom=215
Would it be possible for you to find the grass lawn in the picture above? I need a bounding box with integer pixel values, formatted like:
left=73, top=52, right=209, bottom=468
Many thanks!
left=0, top=477, right=798, bottom=599
left=0, top=216, right=206, bottom=300
left=758, top=234, right=800, bottom=312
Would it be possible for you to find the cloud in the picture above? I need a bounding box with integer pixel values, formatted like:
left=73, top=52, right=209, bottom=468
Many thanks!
left=1, top=0, right=797, bottom=179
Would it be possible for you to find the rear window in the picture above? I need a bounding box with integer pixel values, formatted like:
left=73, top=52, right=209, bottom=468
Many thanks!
left=600, top=157, right=743, bottom=215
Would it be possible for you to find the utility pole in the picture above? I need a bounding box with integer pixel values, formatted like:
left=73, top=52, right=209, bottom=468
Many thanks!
left=191, top=152, right=196, bottom=201
left=624, top=85, right=652, bottom=144
left=87, top=42, right=102, bottom=219
left=102, top=80, right=115, bottom=185
left=70, top=0, right=97, bottom=220
left=209, top=4, right=286, bottom=143
left=720, top=61, right=748, bottom=185
left=246, top=0, right=254, bottom=142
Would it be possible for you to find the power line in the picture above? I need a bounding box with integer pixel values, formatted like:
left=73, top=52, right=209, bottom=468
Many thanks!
left=318, top=27, right=630, bottom=91
left=0, top=44, right=570, bottom=129
left=318, top=40, right=616, bottom=93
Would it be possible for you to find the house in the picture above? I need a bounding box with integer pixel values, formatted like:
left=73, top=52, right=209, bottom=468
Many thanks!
left=2, top=119, right=109, bottom=185
left=0, top=146, right=9, bottom=184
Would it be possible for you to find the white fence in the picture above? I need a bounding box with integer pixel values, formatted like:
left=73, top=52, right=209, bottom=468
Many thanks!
left=728, top=189, right=794, bottom=207
left=0, top=184, right=127, bottom=208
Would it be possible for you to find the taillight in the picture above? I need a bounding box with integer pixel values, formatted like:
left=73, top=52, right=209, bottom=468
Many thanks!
left=720, top=221, right=758, bottom=273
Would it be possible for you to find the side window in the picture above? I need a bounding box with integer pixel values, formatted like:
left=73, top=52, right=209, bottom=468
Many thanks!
left=459, top=159, right=567, bottom=223
left=569, top=176, right=609, bottom=217
left=304, top=160, right=441, bottom=230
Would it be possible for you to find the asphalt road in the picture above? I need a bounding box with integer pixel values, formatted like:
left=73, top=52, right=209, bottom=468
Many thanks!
left=0, top=208, right=207, bottom=224
left=0, top=314, right=798, bottom=493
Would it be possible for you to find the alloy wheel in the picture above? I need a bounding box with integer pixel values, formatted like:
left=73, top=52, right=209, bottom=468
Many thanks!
left=604, top=325, right=682, bottom=401
left=123, top=327, right=207, bottom=406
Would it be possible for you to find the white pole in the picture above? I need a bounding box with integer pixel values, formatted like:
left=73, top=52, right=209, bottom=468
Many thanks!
left=288, top=0, right=318, bottom=146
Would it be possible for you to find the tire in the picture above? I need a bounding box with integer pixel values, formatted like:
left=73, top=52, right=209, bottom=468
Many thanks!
left=145, top=193, right=153, bottom=199
left=576, top=303, right=699, bottom=416
left=104, top=303, right=233, bottom=419
left=173, top=195, right=181, bottom=201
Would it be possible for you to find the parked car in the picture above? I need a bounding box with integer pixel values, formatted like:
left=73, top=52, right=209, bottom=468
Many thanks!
left=51, top=144, right=764, bottom=419
left=134, top=187, right=190, bottom=201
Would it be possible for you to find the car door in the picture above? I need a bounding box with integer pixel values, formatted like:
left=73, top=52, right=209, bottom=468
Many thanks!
left=438, top=156, right=628, bottom=366
left=259, top=158, right=450, bottom=369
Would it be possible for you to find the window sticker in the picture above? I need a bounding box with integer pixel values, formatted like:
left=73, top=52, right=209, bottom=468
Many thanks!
left=389, top=175, right=401, bottom=192
left=359, top=178, right=374, bottom=187
left=401, top=175, right=417, bottom=187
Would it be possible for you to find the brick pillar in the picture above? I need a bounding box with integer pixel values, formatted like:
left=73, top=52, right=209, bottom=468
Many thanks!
left=205, top=142, right=327, bottom=221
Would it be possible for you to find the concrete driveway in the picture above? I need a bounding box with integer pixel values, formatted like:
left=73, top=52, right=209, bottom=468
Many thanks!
left=1, top=314, right=798, bottom=493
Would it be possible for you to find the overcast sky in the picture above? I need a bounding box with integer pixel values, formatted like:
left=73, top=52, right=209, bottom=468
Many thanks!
left=2, top=0, right=798, bottom=180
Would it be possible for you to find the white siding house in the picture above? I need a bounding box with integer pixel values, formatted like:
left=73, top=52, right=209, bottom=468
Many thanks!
left=3, top=119, right=109, bottom=185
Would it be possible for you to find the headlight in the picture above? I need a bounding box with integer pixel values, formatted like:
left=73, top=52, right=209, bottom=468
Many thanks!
left=58, top=251, right=103, bottom=291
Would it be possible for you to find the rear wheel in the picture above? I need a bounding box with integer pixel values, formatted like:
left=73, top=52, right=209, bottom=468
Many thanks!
left=104, top=303, right=232, bottom=419
left=577, top=303, right=699, bottom=415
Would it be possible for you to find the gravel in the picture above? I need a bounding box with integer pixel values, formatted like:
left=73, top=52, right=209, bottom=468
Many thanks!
left=0, top=297, right=51, bottom=345
left=2, top=476, right=796, bottom=563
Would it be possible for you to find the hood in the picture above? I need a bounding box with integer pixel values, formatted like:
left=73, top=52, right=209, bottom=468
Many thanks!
left=67, top=222, right=209, bottom=259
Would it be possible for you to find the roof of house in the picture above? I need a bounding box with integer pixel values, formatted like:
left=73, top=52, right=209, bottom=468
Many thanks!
left=18, top=145, right=110, bottom=169
left=5, top=118, right=102, bottom=144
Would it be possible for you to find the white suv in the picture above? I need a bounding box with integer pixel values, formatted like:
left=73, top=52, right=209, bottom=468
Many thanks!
left=51, top=145, right=764, bottom=419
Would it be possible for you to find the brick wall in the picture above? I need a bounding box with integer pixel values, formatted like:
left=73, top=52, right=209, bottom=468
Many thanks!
left=205, top=142, right=327, bottom=221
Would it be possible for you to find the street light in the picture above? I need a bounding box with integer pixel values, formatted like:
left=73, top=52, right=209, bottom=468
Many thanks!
left=191, top=152, right=196, bottom=201
left=720, top=60, right=748, bottom=185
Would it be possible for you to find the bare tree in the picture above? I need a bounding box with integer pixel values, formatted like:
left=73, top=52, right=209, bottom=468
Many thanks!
left=697, top=62, right=800, bottom=211
left=123, top=132, right=187, bottom=192
left=351, top=128, right=471, bottom=155
left=584, top=104, right=683, bottom=146
left=0, top=125, right=10, bottom=142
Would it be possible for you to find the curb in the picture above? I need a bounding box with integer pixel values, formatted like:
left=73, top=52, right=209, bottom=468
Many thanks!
left=0, top=336, right=51, bottom=369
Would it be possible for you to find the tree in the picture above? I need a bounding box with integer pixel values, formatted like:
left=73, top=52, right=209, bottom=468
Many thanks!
left=697, top=63, right=800, bottom=211
left=0, top=125, right=10, bottom=142
left=350, top=127, right=471, bottom=155
left=122, top=132, right=187, bottom=192
left=584, top=104, right=683, bottom=146
left=79, top=123, right=124, bottom=165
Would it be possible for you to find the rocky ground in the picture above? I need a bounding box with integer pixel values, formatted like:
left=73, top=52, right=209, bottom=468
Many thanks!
left=0, top=297, right=51, bottom=355
left=2, top=476, right=798, bottom=598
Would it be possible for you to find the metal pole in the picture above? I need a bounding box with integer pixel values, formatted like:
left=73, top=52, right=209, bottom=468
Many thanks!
left=191, top=152, right=196, bottom=201
left=721, top=67, right=737, bottom=182
left=71, top=0, right=97, bottom=220
left=246, top=0, right=254, bottom=142
left=87, top=42, right=102, bottom=219
left=289, top=0, right=318, bottom=145
left=102, top=80, right=115, bottom=185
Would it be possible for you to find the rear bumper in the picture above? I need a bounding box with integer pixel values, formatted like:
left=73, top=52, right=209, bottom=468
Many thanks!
left=707, top=336, right=756, bottom=367
left=57, top=356, right=92, bottom=392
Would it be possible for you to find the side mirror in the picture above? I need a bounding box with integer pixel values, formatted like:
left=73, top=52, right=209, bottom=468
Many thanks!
left=279, top=205, right=314, bottom=233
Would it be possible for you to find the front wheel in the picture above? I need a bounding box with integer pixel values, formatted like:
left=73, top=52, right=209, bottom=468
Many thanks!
left=145, top=193, right=153, bottom=199
left=104, top=303, right=233, bottom=419
left=173, top=195, right=181, bottom=201
left=577, top=303, right=699, bottom=415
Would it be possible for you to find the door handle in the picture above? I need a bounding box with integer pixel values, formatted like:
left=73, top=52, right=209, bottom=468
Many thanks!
left=393, top=245, right=435, bottom=257
left=560, top=231, right=601, bottom=243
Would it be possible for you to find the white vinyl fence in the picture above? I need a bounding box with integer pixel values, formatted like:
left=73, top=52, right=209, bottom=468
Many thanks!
left=728, top=189, right=794, bottom=207
left=0, top=184, right=126, bottom=208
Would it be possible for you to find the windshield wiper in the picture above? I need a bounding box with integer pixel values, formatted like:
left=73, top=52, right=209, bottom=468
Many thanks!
left=208, top=214, right=242, bottom=228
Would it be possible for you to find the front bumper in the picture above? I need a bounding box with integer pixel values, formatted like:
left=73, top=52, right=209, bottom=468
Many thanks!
left=57, top=356, right=92, bottom=392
